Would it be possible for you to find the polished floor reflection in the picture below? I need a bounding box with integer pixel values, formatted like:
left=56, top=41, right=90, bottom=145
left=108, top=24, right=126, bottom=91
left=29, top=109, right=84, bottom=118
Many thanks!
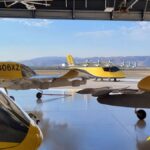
left=8, top=88, right=150, bottom=150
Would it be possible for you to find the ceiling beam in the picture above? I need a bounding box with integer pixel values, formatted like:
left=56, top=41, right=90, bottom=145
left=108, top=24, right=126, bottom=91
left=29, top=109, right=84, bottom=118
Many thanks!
left=127, top=0, right=139, bottom=10
left=85, top=0, right=87, bottom=8
left=144, top=0, right=149, bottom=12
left=142, top=0, right=149, bottom=20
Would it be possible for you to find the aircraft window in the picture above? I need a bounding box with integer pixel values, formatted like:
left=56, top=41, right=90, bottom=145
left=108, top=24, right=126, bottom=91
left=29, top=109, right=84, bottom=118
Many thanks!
left=103, top=66, right=120, bottom=72
left=0, top=93, right=30, bottom=143
left=21, top=64, right=36, bottom=78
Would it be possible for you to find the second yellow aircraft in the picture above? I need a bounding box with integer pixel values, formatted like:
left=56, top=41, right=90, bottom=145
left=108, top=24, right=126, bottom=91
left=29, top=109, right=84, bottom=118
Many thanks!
left=66, top=55, right=125, bottom=81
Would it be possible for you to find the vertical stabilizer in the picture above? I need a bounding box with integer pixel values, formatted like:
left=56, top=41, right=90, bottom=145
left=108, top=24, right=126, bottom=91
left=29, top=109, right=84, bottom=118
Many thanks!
left=66, top=55, right=75, bottom=66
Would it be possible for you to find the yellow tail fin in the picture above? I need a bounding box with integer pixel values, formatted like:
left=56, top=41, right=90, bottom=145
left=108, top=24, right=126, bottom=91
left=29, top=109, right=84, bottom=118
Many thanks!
left=66, top=55, right=75, bottom=66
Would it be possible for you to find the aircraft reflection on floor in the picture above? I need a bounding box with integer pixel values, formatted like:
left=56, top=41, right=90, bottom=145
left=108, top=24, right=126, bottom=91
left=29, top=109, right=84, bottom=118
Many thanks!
left=27, top=110, right=79, bottom=150
left=135, top=120, right=150, bottom=150
left=29, top=108, right=150, bottom=150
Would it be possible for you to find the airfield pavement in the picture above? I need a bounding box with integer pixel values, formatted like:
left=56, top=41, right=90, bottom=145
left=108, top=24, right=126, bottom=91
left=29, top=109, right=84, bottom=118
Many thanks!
left=9, top=70, right=150, bottom=150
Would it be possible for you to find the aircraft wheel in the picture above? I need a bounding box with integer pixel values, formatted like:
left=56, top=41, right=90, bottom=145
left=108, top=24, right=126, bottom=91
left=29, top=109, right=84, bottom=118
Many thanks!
left=136, top=109, right=146, bottom=120
left=10, top=96, right=15, bottom=101
left=36, top=120, right=40, bottom=125
left=36, top=92, right=42, bottom=99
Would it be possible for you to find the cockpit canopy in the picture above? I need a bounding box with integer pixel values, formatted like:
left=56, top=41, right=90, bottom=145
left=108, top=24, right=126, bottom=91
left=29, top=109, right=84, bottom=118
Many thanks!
left=103, top=66, right=120, bottom=72
left=0, top=91, right=30, bottom=143
left=21, top=64, right=36, bottom=78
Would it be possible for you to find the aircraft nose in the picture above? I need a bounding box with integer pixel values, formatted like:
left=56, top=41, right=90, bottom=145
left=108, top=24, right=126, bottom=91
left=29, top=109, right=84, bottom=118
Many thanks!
left=138, top=76, right=150, bottom=91
left=34, top=125, right=43, bottom=148
left=30, top=123, right=43, bottom=149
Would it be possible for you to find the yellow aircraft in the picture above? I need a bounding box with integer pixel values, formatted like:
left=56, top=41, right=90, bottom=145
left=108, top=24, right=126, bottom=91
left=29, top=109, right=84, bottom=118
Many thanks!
left=0, top=62, right=90, bottom=99
left=66, top=55, right=125, bottom=81
left=0, top=90, right=42, bottom=150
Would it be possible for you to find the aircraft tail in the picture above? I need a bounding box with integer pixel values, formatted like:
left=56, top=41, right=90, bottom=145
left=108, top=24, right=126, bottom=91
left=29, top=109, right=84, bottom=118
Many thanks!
left=66, top=55, right=75, bottom=66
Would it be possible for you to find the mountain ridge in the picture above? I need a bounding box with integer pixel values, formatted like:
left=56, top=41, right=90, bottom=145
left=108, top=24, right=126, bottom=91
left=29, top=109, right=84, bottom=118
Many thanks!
left=21, top=56, right=150, bottom=67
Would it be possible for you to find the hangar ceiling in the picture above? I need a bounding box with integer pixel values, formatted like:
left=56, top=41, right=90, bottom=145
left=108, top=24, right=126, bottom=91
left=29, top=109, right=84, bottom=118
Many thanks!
left=0, top=0, right=150, bottom=21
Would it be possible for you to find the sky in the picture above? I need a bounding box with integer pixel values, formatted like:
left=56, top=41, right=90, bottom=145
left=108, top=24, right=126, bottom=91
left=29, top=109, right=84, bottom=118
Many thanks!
left=0, top=18, right=150, bottom=61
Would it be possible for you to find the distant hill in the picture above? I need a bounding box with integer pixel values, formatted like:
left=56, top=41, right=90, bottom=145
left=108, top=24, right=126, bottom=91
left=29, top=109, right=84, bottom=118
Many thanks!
left=21, top=57, right=66, bottom=67
left=21, top=56, right=150, bottom=68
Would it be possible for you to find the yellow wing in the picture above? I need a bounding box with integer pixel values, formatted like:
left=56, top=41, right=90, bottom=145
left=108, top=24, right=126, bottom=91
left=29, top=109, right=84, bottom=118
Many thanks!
left=60, top=69, right=94, bottom=79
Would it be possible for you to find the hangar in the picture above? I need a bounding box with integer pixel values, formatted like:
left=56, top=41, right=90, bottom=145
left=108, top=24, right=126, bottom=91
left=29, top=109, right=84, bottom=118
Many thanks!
left=0, top=0, right=150, bottom=21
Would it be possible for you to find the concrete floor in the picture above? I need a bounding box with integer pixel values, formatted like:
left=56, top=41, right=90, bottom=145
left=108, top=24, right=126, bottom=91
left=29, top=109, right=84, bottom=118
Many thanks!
left=8, top=79, right=150, bottom=150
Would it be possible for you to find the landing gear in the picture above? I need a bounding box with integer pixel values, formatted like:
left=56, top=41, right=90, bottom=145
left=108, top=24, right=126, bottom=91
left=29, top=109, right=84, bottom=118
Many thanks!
left=10, top=96, right=15, bottom=101
left=36, top=92, right=42, bottom=99
left=114, top=78, right=117, bottom=82
left=135, top=109, right=146, bottom=120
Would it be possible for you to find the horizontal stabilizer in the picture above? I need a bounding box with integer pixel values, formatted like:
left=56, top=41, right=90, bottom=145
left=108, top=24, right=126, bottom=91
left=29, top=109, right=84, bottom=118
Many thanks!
left=77, top=87, right=111, bottom=96
left=77, top=86, right=136, bottom=97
